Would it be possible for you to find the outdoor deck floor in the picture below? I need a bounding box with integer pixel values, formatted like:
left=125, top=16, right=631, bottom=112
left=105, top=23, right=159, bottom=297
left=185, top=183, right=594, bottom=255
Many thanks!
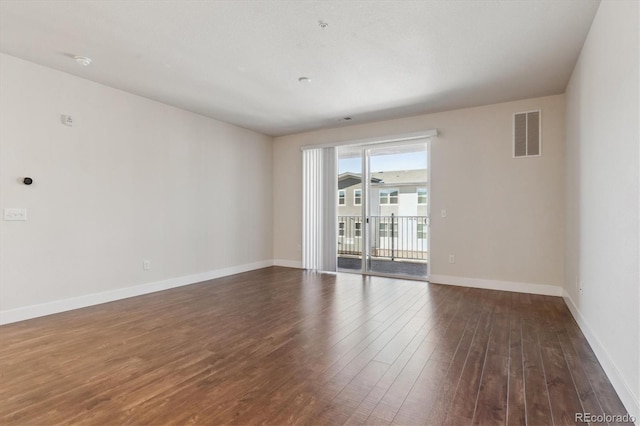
left=338, top=256, right=428, bottom=278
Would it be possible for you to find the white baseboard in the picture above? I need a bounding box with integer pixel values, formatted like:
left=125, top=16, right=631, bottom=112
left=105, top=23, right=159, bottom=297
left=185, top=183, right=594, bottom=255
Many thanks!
left=0, top=260, right=274, bottom=325
left=563, top=291, right=639, bottom=421
left=428, top=274, right=564, bottom=296
left=273, top=259, right=303, bottom=269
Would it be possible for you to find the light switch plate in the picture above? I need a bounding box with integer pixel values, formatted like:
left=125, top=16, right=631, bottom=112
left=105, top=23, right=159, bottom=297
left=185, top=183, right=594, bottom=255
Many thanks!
left=4, top=208, right=27, bottom=221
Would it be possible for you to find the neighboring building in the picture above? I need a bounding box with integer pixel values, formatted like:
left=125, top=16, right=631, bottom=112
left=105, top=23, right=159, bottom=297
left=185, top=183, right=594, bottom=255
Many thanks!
left=337, top=170, right=429, bottom=260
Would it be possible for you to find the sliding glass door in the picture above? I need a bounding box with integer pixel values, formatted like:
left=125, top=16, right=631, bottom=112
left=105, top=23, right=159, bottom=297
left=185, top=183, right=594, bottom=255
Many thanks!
left=337, top=141, right=429, bottom=279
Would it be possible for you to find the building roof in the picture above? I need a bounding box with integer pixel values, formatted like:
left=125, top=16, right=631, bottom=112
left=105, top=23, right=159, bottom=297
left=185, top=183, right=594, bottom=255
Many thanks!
left=339, top=170, right=428, bottom=189
left=338, top=172, right=382, bottom=190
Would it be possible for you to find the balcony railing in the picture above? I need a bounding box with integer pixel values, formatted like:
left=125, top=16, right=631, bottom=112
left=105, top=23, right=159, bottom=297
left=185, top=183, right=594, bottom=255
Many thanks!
left=338, top=214, right=428, bottom=261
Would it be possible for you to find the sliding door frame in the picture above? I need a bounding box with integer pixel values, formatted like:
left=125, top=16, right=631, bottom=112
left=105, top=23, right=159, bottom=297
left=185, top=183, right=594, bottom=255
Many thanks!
left=302, top=130, right=436, bottom=279
left=350, top=139, right=432, bottom=282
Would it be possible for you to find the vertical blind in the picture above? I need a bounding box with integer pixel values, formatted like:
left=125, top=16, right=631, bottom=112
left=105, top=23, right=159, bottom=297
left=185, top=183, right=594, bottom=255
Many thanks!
left=302, top=147, right=337, bottom=272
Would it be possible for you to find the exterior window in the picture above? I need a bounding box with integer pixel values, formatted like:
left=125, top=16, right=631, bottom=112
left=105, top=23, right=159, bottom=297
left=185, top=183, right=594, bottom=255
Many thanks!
left=417, top=223, right=427, bottom=239
left=379, top=223, right=398, bottom=237
left=338, top=222, right=345, bottom=236
left=379, top=189, right=399, bottom=205
left=417, top=188, right=427, bottom=205
left=338, top=190, right=345, bottom=205
left=354, top=189, right=362, bottom=206
left=355, top=222, right=362, bottom=237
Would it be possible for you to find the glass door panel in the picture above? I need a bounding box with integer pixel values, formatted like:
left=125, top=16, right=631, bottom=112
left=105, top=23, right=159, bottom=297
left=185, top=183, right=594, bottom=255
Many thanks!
left=337, top=141, right=430, bottom=280
left=365, top=143, right=429, bottom=279
left=336, top=146, right=365, bottom=273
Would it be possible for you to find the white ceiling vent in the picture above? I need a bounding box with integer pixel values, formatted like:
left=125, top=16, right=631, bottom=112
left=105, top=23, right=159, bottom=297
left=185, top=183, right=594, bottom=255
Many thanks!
left=513, top=110, right=541, bottom=158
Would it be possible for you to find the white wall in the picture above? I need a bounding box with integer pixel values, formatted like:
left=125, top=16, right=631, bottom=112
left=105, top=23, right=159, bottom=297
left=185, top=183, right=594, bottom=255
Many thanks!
left=274, top=94, right=566, bottom=295
left=0, top=54, right=273, bottom=321
left=564, top=0, right=639, bottom=417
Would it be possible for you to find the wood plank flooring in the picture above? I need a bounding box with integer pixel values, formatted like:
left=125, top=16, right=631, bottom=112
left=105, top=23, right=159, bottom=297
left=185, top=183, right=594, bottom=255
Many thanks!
left=0, top=267, right=630, bottom=425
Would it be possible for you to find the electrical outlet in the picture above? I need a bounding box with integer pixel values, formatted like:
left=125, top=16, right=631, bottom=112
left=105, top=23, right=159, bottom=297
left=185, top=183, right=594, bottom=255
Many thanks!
left=449, top=254, right=455, bottom=264
left=143, top=260, right=151, bottom=271
left=576, top=273, right=583, bottom=295
left=441, top=209, right=447, bottom=218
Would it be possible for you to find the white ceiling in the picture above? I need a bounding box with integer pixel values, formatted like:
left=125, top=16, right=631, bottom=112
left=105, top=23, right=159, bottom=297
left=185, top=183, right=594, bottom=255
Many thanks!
left=0, top=0, right=600, bottom=137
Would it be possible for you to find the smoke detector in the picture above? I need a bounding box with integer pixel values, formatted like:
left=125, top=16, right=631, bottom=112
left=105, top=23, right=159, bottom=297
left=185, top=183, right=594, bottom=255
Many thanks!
left=73, top=56, right=92, bottom=66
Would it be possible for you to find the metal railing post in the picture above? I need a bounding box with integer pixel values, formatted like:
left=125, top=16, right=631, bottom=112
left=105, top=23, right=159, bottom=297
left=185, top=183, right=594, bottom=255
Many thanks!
left=391, top=213, right=395, bottom=261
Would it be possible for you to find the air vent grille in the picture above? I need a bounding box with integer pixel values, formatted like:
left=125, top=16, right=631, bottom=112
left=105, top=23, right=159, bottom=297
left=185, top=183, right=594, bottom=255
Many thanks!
left=513, top=110, right=541, bottom=158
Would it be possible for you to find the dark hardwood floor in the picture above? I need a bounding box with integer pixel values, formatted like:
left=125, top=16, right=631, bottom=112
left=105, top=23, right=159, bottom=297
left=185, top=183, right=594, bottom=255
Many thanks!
left=0, top=267, right=630, bottom=425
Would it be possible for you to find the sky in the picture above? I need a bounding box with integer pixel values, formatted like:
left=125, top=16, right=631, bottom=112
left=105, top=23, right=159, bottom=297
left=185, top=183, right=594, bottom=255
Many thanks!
left=338, top=152, right=428, bottom=174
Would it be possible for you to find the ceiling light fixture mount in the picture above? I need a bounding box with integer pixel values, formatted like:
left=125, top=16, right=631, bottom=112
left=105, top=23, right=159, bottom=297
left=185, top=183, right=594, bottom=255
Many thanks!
left=298, top=76, right=311, bottom=83
left=73, top=55, right=92, bottom=66
left=318, top=20, right=328, bottom=29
